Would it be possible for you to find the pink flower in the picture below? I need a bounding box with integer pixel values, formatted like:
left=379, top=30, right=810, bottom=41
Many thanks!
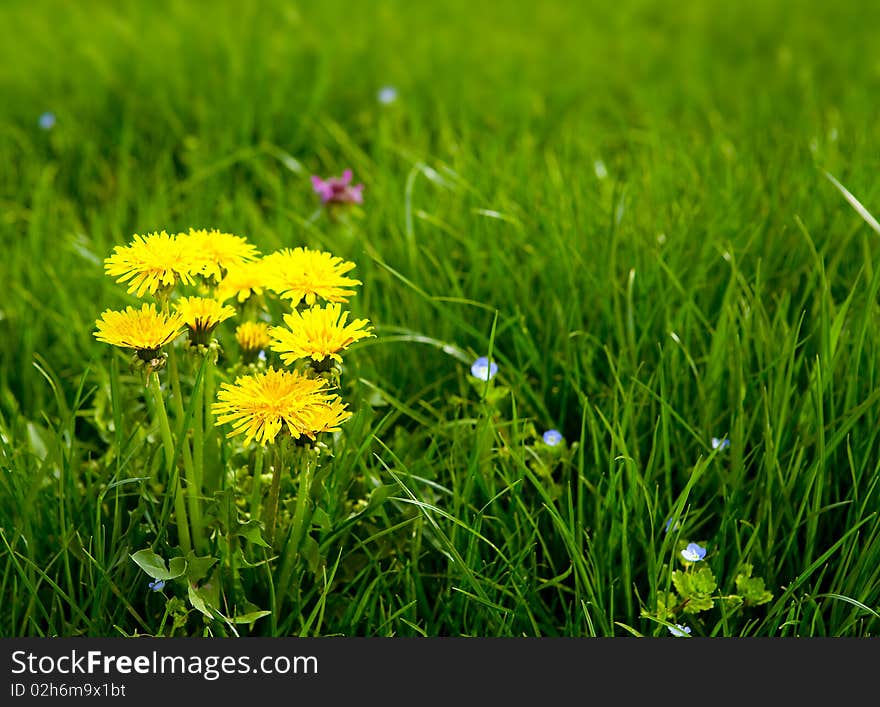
left=311, top=169, right=364, bottom=205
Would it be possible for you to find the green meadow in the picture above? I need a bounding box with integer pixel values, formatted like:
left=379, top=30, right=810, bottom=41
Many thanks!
left=2, top=0, right=880, bottom=637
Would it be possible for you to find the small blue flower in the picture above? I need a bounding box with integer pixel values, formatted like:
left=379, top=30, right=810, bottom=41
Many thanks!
left=377, top=86, right=398, bottom=104
left=542, top=429, right=563, bottom=446
left=38, top=112, right=56, bottom=130
left=258, top=350, right=267, bottom=361
left=668, top=623, right=691, bottom=637
left=664, top=518, right=680, bottom=533
left=711, top=436, right=730, bottom=450
left=148, top=579, right=166, bottom=592
left=681, top=542, right=707, bottom=563
left=470, top=356, right=498, bottom=381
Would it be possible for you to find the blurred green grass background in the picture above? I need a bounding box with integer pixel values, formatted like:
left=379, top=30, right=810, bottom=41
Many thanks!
left=2, top=0, right=880, bottom=636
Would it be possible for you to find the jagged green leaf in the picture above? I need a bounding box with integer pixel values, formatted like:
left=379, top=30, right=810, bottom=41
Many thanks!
left=672, top=567, right=717, bottom=614
left=736, top=570, right=773, bottom=606
left=187, top=571, right=221, bottom=620
left=236, top=519, right=270, bottom=548
left=183, top=552, right=218, bottom=584
left=651, top=591, right=679, bottom=620
left=131, top=550, right=187, bottom=581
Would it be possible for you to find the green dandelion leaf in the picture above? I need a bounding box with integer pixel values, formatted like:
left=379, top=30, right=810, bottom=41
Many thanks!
left=735, top=564, right=774, bottom=606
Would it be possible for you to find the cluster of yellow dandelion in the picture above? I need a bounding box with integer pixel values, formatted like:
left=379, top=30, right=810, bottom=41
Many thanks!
left=213, top=247, right=374, bottom=446
left=94, top=227, right=373, bottom=447
left=185, top=228, right=260, bottom=282
left=94, top=228, right=258, bottom=361
left=269, top=302, right=373, bottom=365
left=213, top=368, right=350, bottom=446
left=103, top=228, right=259, bottom=297
left=103, top=231, right=197, bottom=298
left=94, top=303, right=184, bottom=360
left=174, top=296, right=236, bottom=346
left=216, top=261, right=268, bottom=304
left=235, top=321, right=271, bottom=355
left=261, top=247, right=361, bottom=306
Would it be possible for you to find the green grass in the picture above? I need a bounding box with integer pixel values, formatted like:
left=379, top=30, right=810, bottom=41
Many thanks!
left=2, top=0, right=880, bottom=637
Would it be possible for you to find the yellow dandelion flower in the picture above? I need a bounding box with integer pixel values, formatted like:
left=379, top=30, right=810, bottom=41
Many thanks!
left=212, top=367, right=351, bottom=446
left=269, top=302, right=373, bottom=364
left=181, top=228, right=260, bottom=282
left=216, top=260, right=269, bottom=304
left=263, top=247, right=361, bottom=306
left=174, top=296, right=236, bottom=346
left=308, top=396, right=353, bottom=435
left=235, top=321, right=271, bottom=354
left=94, top=303, right=184, bottom=359
left=104, top=231, right=198, bottom=297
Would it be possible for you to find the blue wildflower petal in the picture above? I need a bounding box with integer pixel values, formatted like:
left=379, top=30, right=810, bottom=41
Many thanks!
left=681, top=542, right=707, bottom=562
left=664, top=518, right=680, bottom=533
left=668, top=624, right=691, bottom=637
left=148, top=579, right=166, bottom=592
left=377, top=86, right=398, bottom=104
left=542, top=429, right=563, bottom=446
left=38, top=112, right=56, bottom=130
left=470, top=356, right=498, bottom=381
left=711, top=436, right=730, bottom=450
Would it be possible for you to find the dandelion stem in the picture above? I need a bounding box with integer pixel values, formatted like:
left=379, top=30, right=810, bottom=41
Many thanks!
left=276, top=448, right=314, bottom=609
left=265, top=440, right=286, bottom=546
left=249, top=445, right=264, bottom=522
left=192, top=357, right=204, bottom=493
left=202, top=349, right=219, bottom=493
left=166, top=347, right=186, bottom=431
left=189, top=350, right=208, bottom=553
left=228, top=513, right=242, bottom=609
left=168, top=347, right=205, bottom=553
left=265, top=549, right=277, bottom=635
left=148, top=372, right=192, bottom=555
left=229, top=542, right=242, bottom=612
